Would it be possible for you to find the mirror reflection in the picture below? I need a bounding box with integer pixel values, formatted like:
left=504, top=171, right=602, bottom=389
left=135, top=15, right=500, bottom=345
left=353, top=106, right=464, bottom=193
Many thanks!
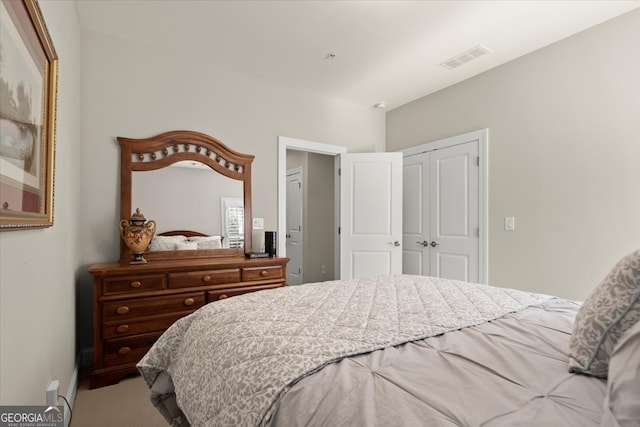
left=132, top=160, right=243, bottom=250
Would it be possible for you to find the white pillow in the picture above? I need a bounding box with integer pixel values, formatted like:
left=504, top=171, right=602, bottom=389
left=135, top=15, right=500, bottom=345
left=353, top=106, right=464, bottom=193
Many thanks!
left=188, top=235, right=223, bottom=249
left=148, top=235, right=187, bottom=251
left=187, top=235, right=221, bottom=242
left=568, top=249, right=640, bottom=378
left=175, top=241, right=198, bottom=250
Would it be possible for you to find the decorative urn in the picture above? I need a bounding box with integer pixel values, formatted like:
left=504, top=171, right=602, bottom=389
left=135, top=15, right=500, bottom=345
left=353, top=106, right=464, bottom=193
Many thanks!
left=119, top=208, right=156, bottom=264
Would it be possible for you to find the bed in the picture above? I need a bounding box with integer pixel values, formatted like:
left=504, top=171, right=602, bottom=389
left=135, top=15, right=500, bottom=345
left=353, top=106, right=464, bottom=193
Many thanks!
left=137, top=250, right=640, bottom=427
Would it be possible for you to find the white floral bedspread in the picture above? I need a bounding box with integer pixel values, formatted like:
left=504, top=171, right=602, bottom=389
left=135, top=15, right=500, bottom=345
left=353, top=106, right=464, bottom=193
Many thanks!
left=137, top=275, right=552, bottom=426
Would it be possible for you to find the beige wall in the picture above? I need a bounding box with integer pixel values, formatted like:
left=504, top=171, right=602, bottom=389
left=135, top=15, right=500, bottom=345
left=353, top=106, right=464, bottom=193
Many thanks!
left=0, top=0, right=81, bottom=411
left=387, top=9, right=640, bottom=300
left=76, top=30, right=385, bottom=348
left=305, top=153, right=336, bottom=282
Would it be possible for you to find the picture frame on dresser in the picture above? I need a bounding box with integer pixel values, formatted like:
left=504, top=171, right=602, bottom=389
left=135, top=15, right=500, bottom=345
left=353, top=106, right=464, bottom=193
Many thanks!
left=0, top=0, right=58, bottom=230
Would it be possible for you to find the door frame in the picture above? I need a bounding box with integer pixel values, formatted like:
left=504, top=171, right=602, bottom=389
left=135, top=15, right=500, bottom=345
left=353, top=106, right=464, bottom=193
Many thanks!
left=278, top=136, right=347, bottom=258
left=400, top=129, right=489, bottom=284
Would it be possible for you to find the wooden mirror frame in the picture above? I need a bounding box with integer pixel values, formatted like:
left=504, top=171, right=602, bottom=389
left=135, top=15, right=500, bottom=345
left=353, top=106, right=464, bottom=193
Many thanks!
left=118, top=130, right=253, bottom=262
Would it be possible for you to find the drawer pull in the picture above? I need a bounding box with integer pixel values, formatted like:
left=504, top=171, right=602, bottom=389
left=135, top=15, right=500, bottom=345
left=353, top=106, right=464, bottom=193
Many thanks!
left=116, top=324, right=129, bottom=333
left=116, top=306, right=129, bottom=315
left=260, top=270, right=268, bottom=277
left=118, top=347, right=131, bottom=355
left=184, top=298, right=195, bottom=306
left=218, top=294, right=228, bottom=300
left=202, top=275, right=211, bottom=282
left=130, top=280, right=142, bottom=288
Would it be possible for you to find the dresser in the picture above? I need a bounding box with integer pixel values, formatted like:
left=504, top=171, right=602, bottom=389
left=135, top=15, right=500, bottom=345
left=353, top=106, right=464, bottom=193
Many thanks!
left=89, top=256, right=288, bottom=389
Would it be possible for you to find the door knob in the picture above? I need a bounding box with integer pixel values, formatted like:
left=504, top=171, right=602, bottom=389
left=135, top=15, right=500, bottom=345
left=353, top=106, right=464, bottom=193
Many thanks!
left=430, top=241, right=440, bottom=247
left=416, top=241, right=429, bottom=247
left=394, top=241, right=401, bottom=247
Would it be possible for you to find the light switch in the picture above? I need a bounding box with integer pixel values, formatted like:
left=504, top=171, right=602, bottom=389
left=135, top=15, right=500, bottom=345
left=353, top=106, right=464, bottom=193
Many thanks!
left=504, top=217, right=515, bottom=231
left=253, top=218, right=264, bottom=229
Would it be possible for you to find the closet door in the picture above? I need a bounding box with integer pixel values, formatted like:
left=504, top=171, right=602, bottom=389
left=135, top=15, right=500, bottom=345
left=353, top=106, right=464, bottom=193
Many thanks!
left=402, top=153, right=430, bottom=275
left=429, top=141, right=479, bottom=282
left=403, top=139, right=480, bottom=282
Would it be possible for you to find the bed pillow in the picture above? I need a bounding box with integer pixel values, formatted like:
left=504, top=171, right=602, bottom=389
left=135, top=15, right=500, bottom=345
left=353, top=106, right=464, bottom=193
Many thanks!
left=600, top=319, right=640, bottom=427
left=188, top=235, right=223, bottom=249
left=176, top=241, right=198, bottom=250
left=187, top=235, right=221, bottom=242
left=568, top=249, right=640, bottom=378
left=148, top=235, right=187, bottom=251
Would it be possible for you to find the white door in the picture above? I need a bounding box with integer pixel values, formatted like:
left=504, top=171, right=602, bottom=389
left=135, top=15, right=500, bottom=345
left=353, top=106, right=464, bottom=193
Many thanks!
left=402, top=154, right=429, bottom=275
left=430, top=142, right=479, bottom=282
left=286, top=168, right=303, bottom=285
left=339, top=153, right=403, bottom=279
left=403, top=133, right=484, bottom=283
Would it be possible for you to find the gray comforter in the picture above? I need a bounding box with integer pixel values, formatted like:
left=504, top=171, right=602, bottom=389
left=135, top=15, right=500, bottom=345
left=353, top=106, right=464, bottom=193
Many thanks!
left=137, top=275, right=605, bottom=426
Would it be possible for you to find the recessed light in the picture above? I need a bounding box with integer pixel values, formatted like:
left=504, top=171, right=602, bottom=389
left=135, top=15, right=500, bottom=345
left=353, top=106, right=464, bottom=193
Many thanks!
left=373, top=102, right=386, bottom=109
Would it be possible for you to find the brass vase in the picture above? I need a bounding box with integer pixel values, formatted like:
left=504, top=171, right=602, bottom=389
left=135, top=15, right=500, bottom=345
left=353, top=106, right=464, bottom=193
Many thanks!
left=119, top=208, right=156, bottom=264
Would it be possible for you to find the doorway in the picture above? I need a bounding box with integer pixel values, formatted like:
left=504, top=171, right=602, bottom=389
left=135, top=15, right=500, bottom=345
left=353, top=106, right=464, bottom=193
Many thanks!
left=278, top=137, right=346, bottom=283
left=279, top=138, right=404, bottom=282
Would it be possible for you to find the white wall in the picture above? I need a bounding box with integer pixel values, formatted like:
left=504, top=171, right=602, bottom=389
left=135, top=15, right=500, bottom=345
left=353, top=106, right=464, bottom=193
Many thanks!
left=0, top=0, right=81, bottom=411
left=387, top=9, right=640, bottom=300
left=77, top=30, right=385, bottom=348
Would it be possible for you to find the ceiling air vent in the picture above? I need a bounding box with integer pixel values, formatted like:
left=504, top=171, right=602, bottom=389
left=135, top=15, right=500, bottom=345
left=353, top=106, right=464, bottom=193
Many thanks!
left=441, top=45, right=491, bottom=70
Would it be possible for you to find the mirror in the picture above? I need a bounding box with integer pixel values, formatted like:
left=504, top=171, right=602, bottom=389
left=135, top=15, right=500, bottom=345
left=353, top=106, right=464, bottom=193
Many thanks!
left=132, top=162, right=243, bottom=238
left=118, top=130, right=254, bottom=262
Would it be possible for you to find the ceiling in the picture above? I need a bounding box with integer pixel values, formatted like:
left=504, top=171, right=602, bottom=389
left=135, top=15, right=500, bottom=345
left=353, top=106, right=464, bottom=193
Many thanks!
left=75, top=0, right=640, bottom=110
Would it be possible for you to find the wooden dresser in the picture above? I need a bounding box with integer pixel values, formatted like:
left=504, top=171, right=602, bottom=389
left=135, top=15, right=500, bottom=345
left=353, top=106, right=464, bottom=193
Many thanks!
left=89, top=256, right=288, bottom=389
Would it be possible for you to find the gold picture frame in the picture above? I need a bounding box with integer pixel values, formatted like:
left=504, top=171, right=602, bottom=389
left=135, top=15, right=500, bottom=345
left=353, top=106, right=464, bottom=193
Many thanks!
left=0, top=0, right=58, bottom=230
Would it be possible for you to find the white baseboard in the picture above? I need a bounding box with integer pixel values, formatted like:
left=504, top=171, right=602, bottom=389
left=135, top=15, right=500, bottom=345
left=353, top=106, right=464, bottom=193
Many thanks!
left=62, top=357, right=79, bottom=427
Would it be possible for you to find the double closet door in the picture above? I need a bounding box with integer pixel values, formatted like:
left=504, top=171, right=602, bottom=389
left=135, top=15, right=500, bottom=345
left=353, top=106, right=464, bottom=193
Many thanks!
left=402, top=137, right=482, bottom=283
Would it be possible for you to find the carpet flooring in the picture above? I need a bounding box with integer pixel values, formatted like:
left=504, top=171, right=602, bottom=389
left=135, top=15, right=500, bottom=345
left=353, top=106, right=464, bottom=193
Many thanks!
left=71, top=376, right=167, bottom=426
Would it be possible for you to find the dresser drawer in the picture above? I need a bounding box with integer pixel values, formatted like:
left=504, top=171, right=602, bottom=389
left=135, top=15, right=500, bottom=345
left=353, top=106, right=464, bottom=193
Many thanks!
left=103, top=292, right=205, bottom=321
left=168, top=269, right=240, bottom=289
left=103, top=274, right=165, bottom=295
left=207, top=283, right=283, bottom=302
left=103, top=311, right=193, bottom=339
left=103, top=332, right=163, bottom=368
left=242, top=266, right=284, bottom=282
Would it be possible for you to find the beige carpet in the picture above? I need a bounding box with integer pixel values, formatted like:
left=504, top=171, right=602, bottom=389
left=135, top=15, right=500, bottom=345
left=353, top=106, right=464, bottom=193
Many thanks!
left=71, top=376, right=167, bottom=426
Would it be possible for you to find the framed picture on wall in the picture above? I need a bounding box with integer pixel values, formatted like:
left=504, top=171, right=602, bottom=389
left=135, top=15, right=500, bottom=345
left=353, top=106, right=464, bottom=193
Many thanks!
left=0, top=0, right=58, bottom=230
